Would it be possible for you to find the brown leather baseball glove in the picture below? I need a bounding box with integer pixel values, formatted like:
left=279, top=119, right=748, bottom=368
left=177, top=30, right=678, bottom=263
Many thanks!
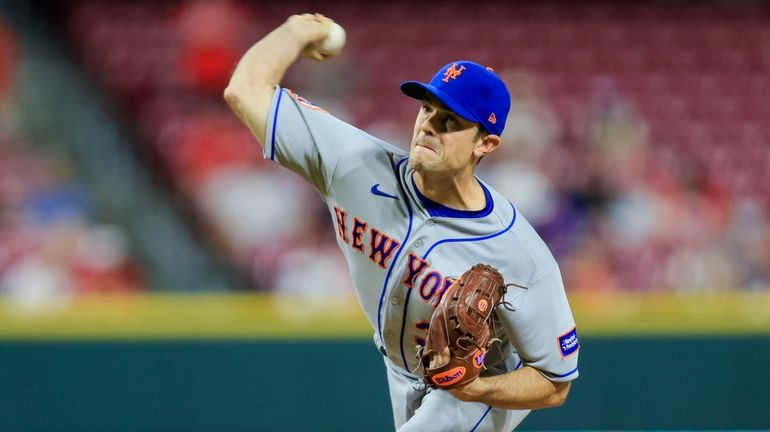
left=418, top=263, right=508, bottom=389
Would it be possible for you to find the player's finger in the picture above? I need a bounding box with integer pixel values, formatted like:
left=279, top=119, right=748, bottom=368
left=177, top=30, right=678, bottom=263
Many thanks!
left=428, top=347, right=451, bottom=368
left=302, top=48, right=325, bottom=62
left=312, top=13, right=332, bottom=31
left=293, top=13, right=321, bottom=24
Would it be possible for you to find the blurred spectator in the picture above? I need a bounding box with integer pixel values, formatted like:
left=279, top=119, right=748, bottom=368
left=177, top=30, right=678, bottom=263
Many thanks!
left=0, top=134, right=145, bottom=308
left=197, top=166, right=307, bottom=262
left=71, top=225, right=143, bottom=294
left=726, top=199, right=770, bottom=290
left=272, top=200, right=356, bottom=319
left=0, top=15, right=20, bottom=131
left=170, top=0, right=260, bottom=96
left=0, top=16, right=18, bottom=104
left=482, top=69, right=560, bottom=227
left=160, top=112, right=264, bottom=192
left=498, top=69, right=562, bottom=162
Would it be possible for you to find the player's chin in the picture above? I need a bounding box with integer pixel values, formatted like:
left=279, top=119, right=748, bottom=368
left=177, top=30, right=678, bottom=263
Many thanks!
left=409, top=149, right=438, bottom=171
left=408, top=155, right=431, bottom=173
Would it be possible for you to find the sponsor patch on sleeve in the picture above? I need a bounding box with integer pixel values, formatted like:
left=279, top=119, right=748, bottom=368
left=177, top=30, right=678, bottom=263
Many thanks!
left=558, top=326, right=579, bottom=358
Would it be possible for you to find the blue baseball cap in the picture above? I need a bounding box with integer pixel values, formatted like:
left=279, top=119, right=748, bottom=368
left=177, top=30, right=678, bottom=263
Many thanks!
left=400, top=61, right=511, bottom=136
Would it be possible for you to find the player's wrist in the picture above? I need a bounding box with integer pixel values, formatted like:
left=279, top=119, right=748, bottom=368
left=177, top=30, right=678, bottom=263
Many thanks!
left=469, top=377, right=490, bottom=400
left=273, top=25, right=311, bottom=54
left=448, top=378, right=487, bottom=403
left=282, top=15, right=329, bottom=50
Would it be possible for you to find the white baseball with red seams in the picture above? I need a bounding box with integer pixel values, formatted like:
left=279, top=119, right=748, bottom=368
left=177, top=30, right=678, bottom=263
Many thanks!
left=319, top=21, right=346, bottom=55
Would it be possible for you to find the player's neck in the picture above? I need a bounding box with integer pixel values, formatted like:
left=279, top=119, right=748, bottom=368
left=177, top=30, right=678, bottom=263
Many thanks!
left=413, top=170, right=485, bottom=211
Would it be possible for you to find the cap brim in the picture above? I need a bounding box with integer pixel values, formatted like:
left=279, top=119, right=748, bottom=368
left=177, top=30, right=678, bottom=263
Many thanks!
left=400, top=81, right=480, bottom=125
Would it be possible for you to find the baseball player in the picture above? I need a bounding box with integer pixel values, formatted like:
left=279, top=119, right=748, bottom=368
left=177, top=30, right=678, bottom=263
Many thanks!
left=225, top=14, right=579, bottom=432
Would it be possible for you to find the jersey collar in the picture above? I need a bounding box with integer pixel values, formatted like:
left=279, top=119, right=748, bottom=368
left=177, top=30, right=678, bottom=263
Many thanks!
left=410, top=173, right=494, bottom=218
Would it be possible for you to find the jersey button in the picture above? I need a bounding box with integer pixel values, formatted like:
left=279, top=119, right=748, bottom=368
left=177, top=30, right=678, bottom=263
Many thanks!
left=391, top=297, right=399, bottom=305
left=425, top=220, right=435, bottom=227
left=415, top=240, right=423, bottom=248
left=385, top=329, right=394, bottom=336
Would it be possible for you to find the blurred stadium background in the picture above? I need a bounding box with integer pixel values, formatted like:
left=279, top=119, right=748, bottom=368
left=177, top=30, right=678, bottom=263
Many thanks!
left=0, top=0, right=769, bottom=430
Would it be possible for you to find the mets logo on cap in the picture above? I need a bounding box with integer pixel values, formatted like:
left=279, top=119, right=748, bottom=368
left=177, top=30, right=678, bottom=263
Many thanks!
left=442, top=63, right=466, bottom=82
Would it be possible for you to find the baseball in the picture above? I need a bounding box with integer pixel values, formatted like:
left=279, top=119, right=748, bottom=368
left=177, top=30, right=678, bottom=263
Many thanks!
left=318, top=21, right=346, bottom=55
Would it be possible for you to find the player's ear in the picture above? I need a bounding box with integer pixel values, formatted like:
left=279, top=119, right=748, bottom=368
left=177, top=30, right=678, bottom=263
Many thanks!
left=473, top=134, right=501, bottom=159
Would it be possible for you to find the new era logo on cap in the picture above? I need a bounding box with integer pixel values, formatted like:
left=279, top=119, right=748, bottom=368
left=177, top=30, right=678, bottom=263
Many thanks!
left=400, top=60, right=511, bottom=136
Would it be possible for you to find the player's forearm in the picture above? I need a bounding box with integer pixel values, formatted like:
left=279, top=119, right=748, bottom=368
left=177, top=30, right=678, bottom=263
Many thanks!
left=226, top=25, right=303, bottom=97
left=451, top=366, right=570, bottom=410
left=224, top=14, right=328, bottom=142
left=223, top=25, right=302, bottom=140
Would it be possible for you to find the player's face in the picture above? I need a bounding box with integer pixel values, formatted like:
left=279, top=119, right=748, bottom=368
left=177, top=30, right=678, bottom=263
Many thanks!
left=409, top=97, right=485, bottom=174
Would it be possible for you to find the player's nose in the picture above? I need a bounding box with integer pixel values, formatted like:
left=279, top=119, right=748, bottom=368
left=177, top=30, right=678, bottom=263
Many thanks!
left=419, top=114, right=437, bottom=136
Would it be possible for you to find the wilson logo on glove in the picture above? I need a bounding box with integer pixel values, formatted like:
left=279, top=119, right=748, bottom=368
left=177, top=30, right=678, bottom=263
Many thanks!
left=432, top=366, right=467, bottom=387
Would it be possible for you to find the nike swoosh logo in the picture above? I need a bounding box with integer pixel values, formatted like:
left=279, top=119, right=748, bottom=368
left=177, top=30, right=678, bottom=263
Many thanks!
left=370, top=184, right=398, bottom=200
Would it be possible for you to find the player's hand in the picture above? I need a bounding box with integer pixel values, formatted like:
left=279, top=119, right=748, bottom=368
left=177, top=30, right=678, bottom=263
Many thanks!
left=447, top=378, right=485, bottom=402
left=283, top=13, right=334, bottom=61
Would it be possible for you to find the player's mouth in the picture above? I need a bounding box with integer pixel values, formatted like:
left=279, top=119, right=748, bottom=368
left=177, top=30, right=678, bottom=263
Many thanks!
left=417, top=144, right=437, bottom=154
left=415, top=138, right=439, bottom=154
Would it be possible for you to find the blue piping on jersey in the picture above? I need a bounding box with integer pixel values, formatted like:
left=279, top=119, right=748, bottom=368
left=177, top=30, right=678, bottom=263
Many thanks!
left=470, top=406, right=493, bottom=432
left=423, top=201, right=517, bottom=260
left=514, top=359, right=577, bottom=379
left=376, top=158, right=413, bottom=345
left=551, top=366, right=579, bottom=378
left=269, top=88, right=283, bottom=161
left=398, top=287, right=415, bottom=369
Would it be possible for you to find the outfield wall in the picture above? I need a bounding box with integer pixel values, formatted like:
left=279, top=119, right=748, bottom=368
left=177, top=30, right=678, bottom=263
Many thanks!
left=2, top=337, right=769, bottom=431
left=1, top=293, right=769, bottom=431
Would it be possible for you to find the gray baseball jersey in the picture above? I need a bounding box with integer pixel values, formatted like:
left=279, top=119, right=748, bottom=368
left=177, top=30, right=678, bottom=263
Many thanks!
left=263, top=86, right=579, bottom=424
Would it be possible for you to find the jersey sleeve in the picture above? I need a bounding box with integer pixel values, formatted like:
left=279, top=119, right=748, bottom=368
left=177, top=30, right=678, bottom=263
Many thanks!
left=497, top=266, right=580, bottom=382
left=262, top=86, right=362, bottom=197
